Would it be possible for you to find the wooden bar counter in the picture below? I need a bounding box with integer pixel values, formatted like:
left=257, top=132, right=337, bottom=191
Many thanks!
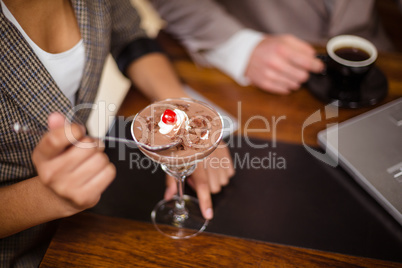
left=40, top=212, right=399, bottom=268
left=40, top=33, right=402, bottom=267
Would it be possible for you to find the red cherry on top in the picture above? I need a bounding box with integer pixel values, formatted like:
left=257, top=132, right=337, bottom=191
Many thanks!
left=162, top=109, right=177, bottom=124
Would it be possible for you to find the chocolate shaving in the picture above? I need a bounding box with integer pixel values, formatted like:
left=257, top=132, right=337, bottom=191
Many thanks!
left=175, top=103, right=190, bottom=112
left=190, top=118, right=206, bottom=128
left=193, top=137, right=201, bottom=145
left=177, top=144, right=185, bottom=151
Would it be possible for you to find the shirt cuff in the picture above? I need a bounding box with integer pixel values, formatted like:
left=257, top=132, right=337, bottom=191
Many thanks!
left=203, top=29, right=265, bottom=86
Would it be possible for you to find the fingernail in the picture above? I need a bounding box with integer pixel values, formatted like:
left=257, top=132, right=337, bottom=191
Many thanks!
left=205, top=208, right=213, bottom=220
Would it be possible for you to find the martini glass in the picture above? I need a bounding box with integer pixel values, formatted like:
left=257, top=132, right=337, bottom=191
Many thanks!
left=131, top=98, right=223, bottom=239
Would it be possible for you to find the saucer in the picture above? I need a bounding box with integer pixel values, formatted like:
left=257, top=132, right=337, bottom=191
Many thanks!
left=306, top=55, right=388, bottom=108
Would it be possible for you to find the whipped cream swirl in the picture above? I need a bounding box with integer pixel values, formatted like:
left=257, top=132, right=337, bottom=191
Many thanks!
left=158, top=109, right=189, bottom=135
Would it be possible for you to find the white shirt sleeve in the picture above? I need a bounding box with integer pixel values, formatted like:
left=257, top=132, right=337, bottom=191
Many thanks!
left=202, top=29, right=265, bottom=86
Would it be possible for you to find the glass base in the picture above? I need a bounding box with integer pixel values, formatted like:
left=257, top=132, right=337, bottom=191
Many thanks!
left=151, top=195, right=208, bottom=239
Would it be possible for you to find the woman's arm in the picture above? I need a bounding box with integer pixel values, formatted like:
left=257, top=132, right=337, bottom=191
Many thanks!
left=0, top=176, right=66, bottom=238
left=125, top=52, right=186, bottom=100
left=0, top=114, right=116, bottom=238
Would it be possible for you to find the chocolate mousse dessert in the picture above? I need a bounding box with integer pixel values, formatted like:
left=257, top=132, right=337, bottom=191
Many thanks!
left=132, top=98, right=223, bottom=166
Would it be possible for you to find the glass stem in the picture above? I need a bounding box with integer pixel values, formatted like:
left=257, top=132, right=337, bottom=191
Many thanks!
left=160, top=163, right=196, bottom=224
left=175, top=175, right=186, bottom=213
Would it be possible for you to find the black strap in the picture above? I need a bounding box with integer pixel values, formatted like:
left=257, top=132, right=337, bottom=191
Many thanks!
left=116, top=37, right=164, bottom=75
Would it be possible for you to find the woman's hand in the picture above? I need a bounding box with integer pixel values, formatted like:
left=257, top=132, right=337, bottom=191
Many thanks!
left=32, top=113, right=116, bottom=217
left=164, top=142, right=235, bottom=220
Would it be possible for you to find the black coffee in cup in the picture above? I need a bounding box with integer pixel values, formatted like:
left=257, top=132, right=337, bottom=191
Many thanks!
left=326, top=35, right=378, bottom=105
left=334, top=47, right=371, bottom=62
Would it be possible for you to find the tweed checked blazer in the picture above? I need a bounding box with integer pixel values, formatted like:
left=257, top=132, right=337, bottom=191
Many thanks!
left=0, top=0, right=156, bottom=266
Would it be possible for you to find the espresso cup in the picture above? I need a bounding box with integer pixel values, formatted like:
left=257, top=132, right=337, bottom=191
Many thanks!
left=326, top=35, right=377, bottom=104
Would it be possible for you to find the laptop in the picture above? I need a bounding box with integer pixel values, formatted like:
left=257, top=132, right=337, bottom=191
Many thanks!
left=318, top=98, right=402, bottom=225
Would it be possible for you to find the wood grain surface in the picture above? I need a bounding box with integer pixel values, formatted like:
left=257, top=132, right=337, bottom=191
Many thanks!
left=40, top=212, right=401, bottom=268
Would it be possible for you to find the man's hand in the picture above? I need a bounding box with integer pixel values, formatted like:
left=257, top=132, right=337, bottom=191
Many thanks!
left=32, top=113, right=116, bottom=217
left=164, top=143, right=235, bottom=220
left=245, top=34, right=324, bottom=94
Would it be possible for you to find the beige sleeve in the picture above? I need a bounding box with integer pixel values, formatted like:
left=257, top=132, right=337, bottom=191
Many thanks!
left=149, top=0, right=246, bottom=53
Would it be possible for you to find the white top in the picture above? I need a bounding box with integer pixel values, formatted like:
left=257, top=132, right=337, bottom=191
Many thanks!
left=1, top=1, right=85, bottom=105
